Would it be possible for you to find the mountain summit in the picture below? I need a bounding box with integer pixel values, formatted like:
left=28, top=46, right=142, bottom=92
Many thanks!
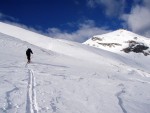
left=84, top=29, right=150, bottom=55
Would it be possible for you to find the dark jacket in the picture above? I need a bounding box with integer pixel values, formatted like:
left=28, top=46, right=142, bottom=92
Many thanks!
left=26, top=48, right=33, bottom=56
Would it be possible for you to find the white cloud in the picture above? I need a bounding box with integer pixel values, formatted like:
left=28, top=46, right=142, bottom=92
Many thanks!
left=1, top=19, right=110, bottom=43
left=144, top=30, right=150, bottom=38
left=0, top=12, right=18, bottom=22
left=74, top=0, right=80, bottom=5
left=120, top=0, right=150, bottom=38
left=87, top=0, right=96, bottom=8
left=87, top=0, right=126, bottom=17
left=0, top=13, right=8, bottom=20
left=143, top=0, right=150, bottom=7
left=122, top=6, right=150, bottom=32
left=0, top=13, right=3, bottom=18
left=47, top=20, right=110, bottom=42
left=121, top=5, right=150, bottom=38
left=0, top=12, right=110, bottom=43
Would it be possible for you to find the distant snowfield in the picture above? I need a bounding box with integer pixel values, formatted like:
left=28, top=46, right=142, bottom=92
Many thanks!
left=0, top=22, right=150, bottom=113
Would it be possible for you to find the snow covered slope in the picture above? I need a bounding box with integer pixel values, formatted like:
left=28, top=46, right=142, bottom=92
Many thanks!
left=0, top=22, right=150, bottom=113
left=0, top=22, right=112, bottom=61
left=84, top=29, right=150, bottom=55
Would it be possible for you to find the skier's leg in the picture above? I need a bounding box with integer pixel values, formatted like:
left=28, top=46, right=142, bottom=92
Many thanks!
left=27, top=55, right=30, bottom=63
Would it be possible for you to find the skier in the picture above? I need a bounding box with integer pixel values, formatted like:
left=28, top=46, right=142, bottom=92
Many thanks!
left=26, top=48, right=33, bottom=63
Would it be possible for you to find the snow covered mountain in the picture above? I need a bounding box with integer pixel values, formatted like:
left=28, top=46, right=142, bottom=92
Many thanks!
left=0, top=22, right=150, bottom=113
left=84, top=29, right=150, bottom=55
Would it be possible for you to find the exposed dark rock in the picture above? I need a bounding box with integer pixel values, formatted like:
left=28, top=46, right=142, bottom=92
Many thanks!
left=92, top=37, right=103, bottom=41
left=122, top=40, right=150, bottom=56
left=98, top=43, right=122, bottom=47
left=132, top=45, right=148, bottom=53
left=134, top=37, right=138, bottom=40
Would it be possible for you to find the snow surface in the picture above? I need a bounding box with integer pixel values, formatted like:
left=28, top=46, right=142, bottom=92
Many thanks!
left=0, top=22, right=150, bottom=113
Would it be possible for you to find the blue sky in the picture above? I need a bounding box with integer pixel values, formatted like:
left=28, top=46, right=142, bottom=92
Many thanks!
left=0, top=0, right=150, bottom=42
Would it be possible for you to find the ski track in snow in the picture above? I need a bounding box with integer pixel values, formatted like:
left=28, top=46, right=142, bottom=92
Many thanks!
left=5, top=87, right=19, bottom=112
left=2, top=80, right=19, bottom=113
left=26, top=69, right=38, bottom=113
left=116, top=84, right=127, bottom=113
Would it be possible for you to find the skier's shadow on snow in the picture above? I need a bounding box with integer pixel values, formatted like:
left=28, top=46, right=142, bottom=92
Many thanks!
left=32, top=62, right=69, bottom=68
